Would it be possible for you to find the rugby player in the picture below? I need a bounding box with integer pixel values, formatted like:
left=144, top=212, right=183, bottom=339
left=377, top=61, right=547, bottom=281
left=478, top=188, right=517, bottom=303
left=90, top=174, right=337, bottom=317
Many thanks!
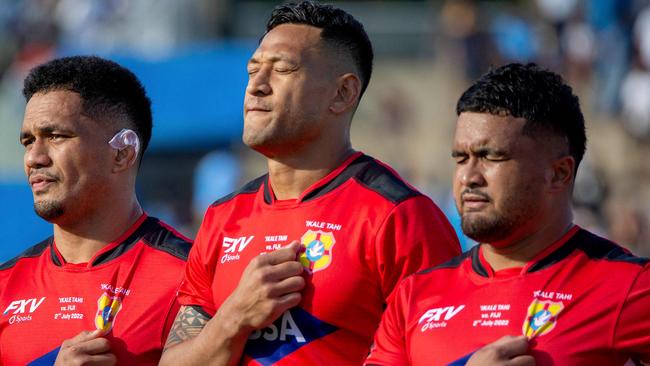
left=365, top=63, right=650, bottom=365
left=0, top=56, right=191, bottom=365
left=159, top=1, right=460, bottom=365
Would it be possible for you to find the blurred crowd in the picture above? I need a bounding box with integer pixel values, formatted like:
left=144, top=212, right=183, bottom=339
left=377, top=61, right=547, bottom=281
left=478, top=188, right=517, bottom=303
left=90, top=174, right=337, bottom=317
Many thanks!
left=0, top=0, right=648, bottom=255
left=441, top=0, right=650, bottom=135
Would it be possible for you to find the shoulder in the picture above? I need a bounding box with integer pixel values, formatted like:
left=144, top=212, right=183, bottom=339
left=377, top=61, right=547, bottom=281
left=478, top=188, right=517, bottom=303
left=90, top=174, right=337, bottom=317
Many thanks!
left=414, top=247, right=474, bottom=277
left=138, top=217, right=193, bottom=262
left=572, top=229, right=649, bottom=266
left=209, top=174, right=267, bottom=208
left=0, top=237, right=52, bottom=271
left=389, top=250, right=473, bottom=301
left=529, top=229, right=649, bottom=274
left=347, top=155, right=423, bottom=205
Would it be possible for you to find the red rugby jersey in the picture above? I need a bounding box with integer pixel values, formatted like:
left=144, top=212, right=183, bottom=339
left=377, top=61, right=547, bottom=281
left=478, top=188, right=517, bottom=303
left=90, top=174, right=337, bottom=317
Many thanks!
left=178, top=152, right=460, bottom=365
left=0, top=214, right=191, bottom=365
left=365, top=226, right=650, bottom=366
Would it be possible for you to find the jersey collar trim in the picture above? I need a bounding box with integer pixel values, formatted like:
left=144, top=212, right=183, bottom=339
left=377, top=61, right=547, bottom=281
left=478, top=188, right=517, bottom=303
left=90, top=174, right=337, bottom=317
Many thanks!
left=47, top=237, right=61, bottom=266
left=472, top=225, right=581, bottom=278
left=51, top=213, right=150, bottom=268
left=262, top=151, right=364, bottom=205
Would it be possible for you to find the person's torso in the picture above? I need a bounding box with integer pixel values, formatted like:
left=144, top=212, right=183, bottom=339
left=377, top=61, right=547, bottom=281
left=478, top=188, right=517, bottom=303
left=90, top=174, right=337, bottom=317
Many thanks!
left=201, top=153, right=454, bottom=365
left=399, top=228, right=647, bottom=366
left=0, top=216, right=191, bottom=365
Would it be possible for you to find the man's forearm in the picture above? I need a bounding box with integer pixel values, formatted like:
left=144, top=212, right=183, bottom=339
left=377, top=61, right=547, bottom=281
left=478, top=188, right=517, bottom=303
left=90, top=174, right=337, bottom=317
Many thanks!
left=161, top=244, right=304, bottom=365
left=159, top=309, right=251, bottom=366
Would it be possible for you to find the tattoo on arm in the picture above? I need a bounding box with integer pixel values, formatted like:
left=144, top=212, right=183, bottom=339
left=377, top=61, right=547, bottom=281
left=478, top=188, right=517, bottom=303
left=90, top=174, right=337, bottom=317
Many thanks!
left=164, top=305, right=211, bottom=350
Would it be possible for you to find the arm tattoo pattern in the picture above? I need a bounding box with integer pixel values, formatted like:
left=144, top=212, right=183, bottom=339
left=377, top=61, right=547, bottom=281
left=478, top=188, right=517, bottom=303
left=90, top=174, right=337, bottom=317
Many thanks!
left=164, top=305, right=211, bottom=350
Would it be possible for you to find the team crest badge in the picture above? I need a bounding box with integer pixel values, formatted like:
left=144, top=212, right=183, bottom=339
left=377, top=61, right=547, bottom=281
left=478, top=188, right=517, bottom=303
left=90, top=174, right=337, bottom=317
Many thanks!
left=95, top=292, right=122, bottom=332
left=299, top=230, right=335, bottom=273
left=522, top=299, right=564, bottom=338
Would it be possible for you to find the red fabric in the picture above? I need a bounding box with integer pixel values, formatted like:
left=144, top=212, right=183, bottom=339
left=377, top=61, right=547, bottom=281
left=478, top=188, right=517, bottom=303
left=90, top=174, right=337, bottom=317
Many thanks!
left=0, top=215, right=189, bottom=365
left=178, top=153, right=460, bottom=365
left=366, top=228, right=650, bottom=366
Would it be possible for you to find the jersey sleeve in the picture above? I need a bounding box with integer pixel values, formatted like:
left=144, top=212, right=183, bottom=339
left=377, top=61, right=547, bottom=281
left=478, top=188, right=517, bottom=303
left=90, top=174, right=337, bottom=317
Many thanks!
left=374, top=195, right=460, bottom=303
left=365, top=278, right=411, bottom=366
left=176, top=209, right=218, bottom=316
left=613, top=265, right=650, bottom=363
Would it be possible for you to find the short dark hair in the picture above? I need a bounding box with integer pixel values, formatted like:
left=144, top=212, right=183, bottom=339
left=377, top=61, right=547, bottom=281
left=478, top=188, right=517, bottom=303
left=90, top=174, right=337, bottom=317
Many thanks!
left=457, top=63, right=586, bottom=172
left=266, top=0, right=374, bottom=97
left=23, top=55, right=153, bottom=157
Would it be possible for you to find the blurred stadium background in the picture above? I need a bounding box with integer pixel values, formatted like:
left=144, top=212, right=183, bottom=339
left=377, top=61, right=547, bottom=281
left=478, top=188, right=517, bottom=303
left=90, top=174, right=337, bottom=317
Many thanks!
left=1, top=0, right=649, bottom=262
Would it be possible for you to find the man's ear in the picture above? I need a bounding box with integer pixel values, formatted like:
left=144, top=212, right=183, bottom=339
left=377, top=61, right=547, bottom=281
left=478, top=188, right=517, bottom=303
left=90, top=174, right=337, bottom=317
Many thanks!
left=112, top=147, right=138, bottom=173
left=330, top=73, right=361, bottom=114
left=548, top=155, right=575, bottom=192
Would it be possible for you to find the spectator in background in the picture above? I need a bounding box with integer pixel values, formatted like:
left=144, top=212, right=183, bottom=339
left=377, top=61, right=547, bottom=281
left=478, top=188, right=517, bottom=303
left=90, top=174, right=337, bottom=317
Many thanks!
left=535, top=0, right=578, bottom=59
left=620, top=4, right=650, bottom=140
left=586, top=0, right=634, bottom=115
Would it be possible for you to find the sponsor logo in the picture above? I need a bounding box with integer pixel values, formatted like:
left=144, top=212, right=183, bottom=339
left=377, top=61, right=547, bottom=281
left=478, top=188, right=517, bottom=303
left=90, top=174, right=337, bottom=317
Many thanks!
left=298, top=230, right=335, bottom=273
left=249, top=310, right=306, bottom=343
left=95, top=292, right=122, bottom=332
left=3, top=297, right=46, bottom=325
left=522, top=299, right=564, bottom=338
left=245, top=307, right=338, bottom=366
left=221, top=236, right=254, bottom=263
left=418, top=305, right=465, bottom=331
left=3, top=297, right=45, bottom=316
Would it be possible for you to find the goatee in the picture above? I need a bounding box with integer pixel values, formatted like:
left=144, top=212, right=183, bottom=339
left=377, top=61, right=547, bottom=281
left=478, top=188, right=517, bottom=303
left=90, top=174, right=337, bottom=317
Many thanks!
left=34, top=201, right=64, bottom=222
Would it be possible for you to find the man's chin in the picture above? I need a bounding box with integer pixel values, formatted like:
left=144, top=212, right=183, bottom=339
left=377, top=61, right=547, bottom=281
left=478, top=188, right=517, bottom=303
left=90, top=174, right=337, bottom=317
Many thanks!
left=461, top=215, right=514, bottom=244
left=34, top=201, right=64, bottom=222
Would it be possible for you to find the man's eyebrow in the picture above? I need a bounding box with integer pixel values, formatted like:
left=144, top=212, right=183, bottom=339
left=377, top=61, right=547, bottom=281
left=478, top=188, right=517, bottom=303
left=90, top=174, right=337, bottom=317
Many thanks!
left=451, top=147, right=509, bottom=157
left=19, top=131, right=32, bottom=140
left=20, top=124, right=74, bottom=139
left=472, top=147, right=508, bottom=156
left=248, top=53, right=297, bottom=65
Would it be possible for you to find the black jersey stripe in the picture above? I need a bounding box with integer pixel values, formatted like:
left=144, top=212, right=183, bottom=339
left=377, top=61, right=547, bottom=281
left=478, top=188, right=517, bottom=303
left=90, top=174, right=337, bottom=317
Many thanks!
left=302, top=154, right=422, bottom=204
left=414, top=230, right=648, bottom=279
left=1, top=218, right=191, bottom=270
left=140, top=219, right=192, bottom=261
left=92, top=217, right=192, bottom=265
left=528, top=229, right=649, bottom=273
left=470, top=245, right=490, bottom=277
left=415, top=249, right=474, bottom=276
left=211, top=174, right=268, bottom=207
left=0, top=237, right=53, bottom=271
left=214, top=155, right=421, bottom=206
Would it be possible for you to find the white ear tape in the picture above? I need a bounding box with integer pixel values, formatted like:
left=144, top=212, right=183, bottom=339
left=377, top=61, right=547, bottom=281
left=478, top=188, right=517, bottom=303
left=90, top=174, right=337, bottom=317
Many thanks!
left=108, top=128, right=140, bottom=160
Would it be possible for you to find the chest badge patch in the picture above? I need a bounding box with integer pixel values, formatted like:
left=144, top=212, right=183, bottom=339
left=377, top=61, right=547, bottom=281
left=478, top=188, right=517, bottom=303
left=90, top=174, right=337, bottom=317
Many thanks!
left=95, top=292, right=122, bottom=333
left=299, top=230, right=335, bottom=273
left=522, top=299, right=564, bottom=338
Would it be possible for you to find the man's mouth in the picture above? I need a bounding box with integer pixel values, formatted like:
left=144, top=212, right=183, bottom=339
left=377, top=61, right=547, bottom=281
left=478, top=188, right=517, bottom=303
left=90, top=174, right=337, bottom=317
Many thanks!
left=461, top=192, right=490, bottom=211
left=29, top=174, right=57, bottom=192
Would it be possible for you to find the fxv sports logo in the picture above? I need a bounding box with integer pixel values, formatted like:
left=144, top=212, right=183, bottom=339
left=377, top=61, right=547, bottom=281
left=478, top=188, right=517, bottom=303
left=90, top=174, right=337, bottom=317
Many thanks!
left=3, top=297, right=46, bottom=325
left=419, top=305, right=465, bottom=331
left=244, top=307, right=338, bottom=365
left=221, top=236, right=254, bottom=264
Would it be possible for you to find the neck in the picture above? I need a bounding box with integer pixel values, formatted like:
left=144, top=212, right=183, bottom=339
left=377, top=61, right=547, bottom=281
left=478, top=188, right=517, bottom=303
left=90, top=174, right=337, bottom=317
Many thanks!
left=53, top=194, right=143, bottom=264
left=266, top=141, right=354, bottom=200
left=481, top=205, right=574, bottom=272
